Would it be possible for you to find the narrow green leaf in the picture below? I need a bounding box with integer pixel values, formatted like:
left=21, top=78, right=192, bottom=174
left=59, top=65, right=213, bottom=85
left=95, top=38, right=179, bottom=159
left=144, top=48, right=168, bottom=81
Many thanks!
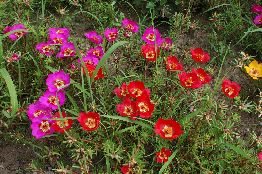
left=224, top=143, right=254, bottom=162
left=91, top=41, right=128, bottom=82
left=0, top=68, right=18, bottom=117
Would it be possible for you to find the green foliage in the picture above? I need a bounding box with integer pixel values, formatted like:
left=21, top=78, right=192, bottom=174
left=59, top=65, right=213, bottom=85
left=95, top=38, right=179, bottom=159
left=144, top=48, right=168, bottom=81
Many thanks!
left=0, top=0, right=261, bottom=174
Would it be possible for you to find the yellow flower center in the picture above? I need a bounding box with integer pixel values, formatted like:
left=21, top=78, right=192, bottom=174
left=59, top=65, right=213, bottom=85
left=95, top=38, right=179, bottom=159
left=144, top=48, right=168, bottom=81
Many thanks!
left=185, top=77, right=193, bottom=87
left=249, top=68, right=259, bottom=77
left=169, top=63, right=177, bottom=70
left=56, top=30, right=64, bottom=34
left=138, top=102, right=149, bottom=113
left=39, top=121, right=50, bottom=133
left=53, top=38, right=63, bottom=44
left=159, top=152, right=168, bottom=160
left=54, top=79, right=65, bottom=89
left=15, top=32, right=24, bottom=38
left=85, top=118, right=96, bottom=129
left=64, top=48, right=74, bottom=56
left=146, top=51, right=155, bottom=59
left=132, top=88, right=142, bottom=97
left=42, top=45, right=51, bottom=53
left=196, top=54, right=204, bottom=61
left=146, top=33, right=155, bottom=41
left=57, top=120, right=69, bottom=128
left=108, top=32, right=117, bottom=40
left=48, top=96, right=59, bottom=105
left=126, top=24, right=134, bottom=30
left=162, top=125, right=173, bottom=138
left=34, top=110, right=43, bottom=117
left=93, top=50, right=100, bottom=57
left=123, top=106, right=133, bottom=116
left=225, top=87, right=234, bottom=96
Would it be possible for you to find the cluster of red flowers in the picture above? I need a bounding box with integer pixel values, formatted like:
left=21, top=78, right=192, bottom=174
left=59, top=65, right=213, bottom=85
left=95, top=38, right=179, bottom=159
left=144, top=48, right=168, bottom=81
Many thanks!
left=114, top=81, right=155, bottom=120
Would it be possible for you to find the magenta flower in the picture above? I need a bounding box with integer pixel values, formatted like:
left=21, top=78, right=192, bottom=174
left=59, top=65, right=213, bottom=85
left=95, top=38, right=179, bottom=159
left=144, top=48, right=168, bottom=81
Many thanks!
left=251, top=4, right=262, bottom=14
left=254, top=14, right=262, bottom=26
left=30, top=117, right=54, bottom=139
left=49, top=28, right=70, bottom=38
left=46, top=70, right=70, bottom=92
left=78, top=55, right=99, bottom=65
left=87, top=46, right=104, bottom=59
left=27, top=101, right=52, bottom=121
left=39, top=90, right=66, bottom=110
left=161, top=37, right=173, bottom=51
left=142, top=26, right=163, bottom=46
left=104, top=28, right=118, bottom=42
left=84, top=31, right=103, bottom=44
left=36, top=42, right=54, bottom=56
left=258, top=152, right=262, bottom=161
left=4, top=24, right=28, bottom=41
left=48, top=28, right=70, bottom=45
left=122, top=18, right=139, bottom=33
left=56, top=42, right=76, bottom=58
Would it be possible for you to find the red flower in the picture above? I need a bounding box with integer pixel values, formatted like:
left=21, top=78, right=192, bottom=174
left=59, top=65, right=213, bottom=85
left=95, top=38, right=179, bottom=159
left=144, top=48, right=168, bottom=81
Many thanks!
left=154, top=118, right=183, bottom=140
left=141, top=44, right=160, bottom=62
left=78, top=112, right=100, bottom=131
left=52, top=111, right=73, bottom=133
left=191, top=48, right=210, bottom=63
left=156, top=148, right=172, bottom=163
left=114, top=83, right=129, bottom=99
left=192, top=68, right=212, bottom=84
left=116, top=98, right=138, bottom=120
left=83, top=63, right=104, bottom=80
left=178, top=71, right=202, bottom=89
left=165, top=55, right=183, bottom=71
left=135, top=92, right=154, bottom=119
left=221, top=79, right=241, bottom=98
left=127, top=81, right=145, bottom=98
left=121, top=164, right=132, bottom=174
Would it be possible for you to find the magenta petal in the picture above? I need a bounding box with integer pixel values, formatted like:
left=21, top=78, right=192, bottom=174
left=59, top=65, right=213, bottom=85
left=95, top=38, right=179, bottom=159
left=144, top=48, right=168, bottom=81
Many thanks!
left=39, top=90, right=66, bottom=110
left=46, top=70, right=70, bottom=92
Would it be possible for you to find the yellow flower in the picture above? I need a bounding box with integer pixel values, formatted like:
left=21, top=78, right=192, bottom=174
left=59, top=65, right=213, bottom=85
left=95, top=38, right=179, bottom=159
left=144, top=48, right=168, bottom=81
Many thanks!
left=244, top=60, right=262, bottom=80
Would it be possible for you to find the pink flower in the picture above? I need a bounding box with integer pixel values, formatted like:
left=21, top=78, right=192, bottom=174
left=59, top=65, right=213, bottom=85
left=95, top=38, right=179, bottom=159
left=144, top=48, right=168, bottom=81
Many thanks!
left=46, top=70, right=70, bottom=92
left=122, top=18, right=139, bottom=33
left=258, top=152, right=262, bottom=161
left=104, top=28, right=118, bottom=42
left=161, top=37, right=173, bottom=51
left=253, top=14, right=262, bottom=26
left=56, top=42, right=76, bottom=58
left=39, top=90, right=66, bottom=110
left=49, top=28, right=70, bottom=38
left=48, top=28, right=70, bottom=45
left=36, top=42, right=54, bottom=56
left=142, top=26, right=163, bottom=46
left=251, top=4, right=262, bottom=14
left=86, top=46, right=104, bottom=59
left=4, top=24, right=28, bottom=41
left=78, top=55, right=99, bottom=65
left=27, top=101, right=52, bottom=121
left=30, top=117, right=54, bottom=139
left=84, top=31, right=103, bottom=44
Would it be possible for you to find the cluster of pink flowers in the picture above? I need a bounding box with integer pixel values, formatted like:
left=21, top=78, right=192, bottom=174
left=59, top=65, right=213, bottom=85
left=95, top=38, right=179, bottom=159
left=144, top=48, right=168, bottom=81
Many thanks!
left=3, top=23, right=28, bottom=41
left=27, top=70, right=71, bottom=139
left=251, top=4, right=262, bottom=26
left=36, top=28, right=76, bottom=58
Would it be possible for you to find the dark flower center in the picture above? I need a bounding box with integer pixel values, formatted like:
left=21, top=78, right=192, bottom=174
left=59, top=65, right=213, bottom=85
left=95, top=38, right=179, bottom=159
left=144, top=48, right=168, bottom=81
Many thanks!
left=146, top=33, right=155, bottom=41
left=48, top=96, right=59, bottom=105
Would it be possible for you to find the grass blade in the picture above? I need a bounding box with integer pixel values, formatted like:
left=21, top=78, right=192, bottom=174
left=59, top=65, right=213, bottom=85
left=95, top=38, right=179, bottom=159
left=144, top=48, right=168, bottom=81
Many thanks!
left=0, top=68, right=18, bottom=117
left=91, top=41, right=128, bottom=82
